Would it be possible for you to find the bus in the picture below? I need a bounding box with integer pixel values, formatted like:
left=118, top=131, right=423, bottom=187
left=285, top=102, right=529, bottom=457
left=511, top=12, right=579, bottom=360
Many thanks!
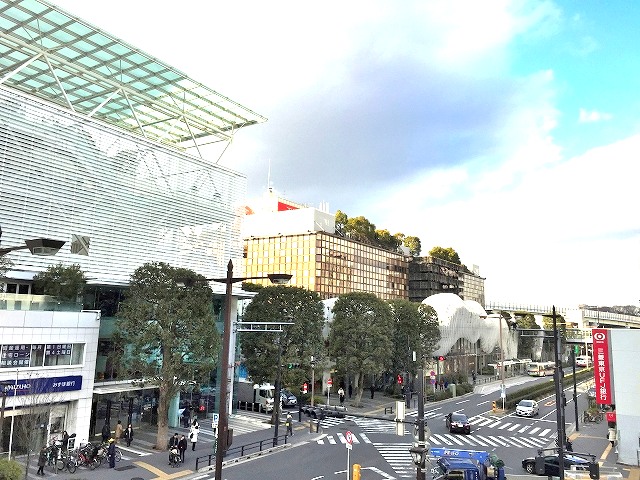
left=526, top=361, right=555, bottom=376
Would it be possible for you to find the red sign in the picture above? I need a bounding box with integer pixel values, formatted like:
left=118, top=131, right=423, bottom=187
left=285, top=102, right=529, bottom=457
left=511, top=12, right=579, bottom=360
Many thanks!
left=327, top=378, right=333, bottom=386
left=606, top=411, right=616, bottom=423
left=302, top=383, right=308, bottom=394
left=592, top=328, right=613, bottom=405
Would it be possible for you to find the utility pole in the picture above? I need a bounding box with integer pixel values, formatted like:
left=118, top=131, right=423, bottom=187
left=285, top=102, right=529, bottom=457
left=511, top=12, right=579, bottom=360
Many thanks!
left=553, top=306, right=566, bottom=480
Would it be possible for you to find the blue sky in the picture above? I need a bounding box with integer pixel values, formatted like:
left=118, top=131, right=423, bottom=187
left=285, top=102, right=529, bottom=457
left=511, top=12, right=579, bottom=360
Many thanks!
left=52, top=0, right=639, bottom=308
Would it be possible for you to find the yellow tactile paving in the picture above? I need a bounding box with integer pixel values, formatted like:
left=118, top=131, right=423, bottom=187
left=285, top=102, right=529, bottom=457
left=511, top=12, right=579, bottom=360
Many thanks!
left=134, top=460, right=193, bottom=480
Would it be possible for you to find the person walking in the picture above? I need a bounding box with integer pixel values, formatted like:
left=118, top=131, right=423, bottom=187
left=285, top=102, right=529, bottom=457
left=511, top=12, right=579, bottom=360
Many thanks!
left=338, top=387, right=345, bottom=406
left=107, top=438, right=116, bottom=468
left=123, top=423, right=134, bottom=447
left=348, top=384, right=352, bottom=399
left=285, top=413, right=293, bottom=436
left=114, top=420, right=124, bottom=444
left=37, top=446, right=47, bottom=475
left=608, top=426, right=617, bottom=452
left=189, top=420, right=199, bottom=451
left=370, top=384, right=375, bottom=399
left=60, top=431, right=70, bottom=451
left=101, top=422, right=111, bottom=442
left=177, top=434, right=187, bottom=463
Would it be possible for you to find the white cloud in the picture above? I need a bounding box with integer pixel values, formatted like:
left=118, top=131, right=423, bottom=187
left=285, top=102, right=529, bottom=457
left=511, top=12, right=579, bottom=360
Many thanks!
left=579, top=108, right=613, bottom=123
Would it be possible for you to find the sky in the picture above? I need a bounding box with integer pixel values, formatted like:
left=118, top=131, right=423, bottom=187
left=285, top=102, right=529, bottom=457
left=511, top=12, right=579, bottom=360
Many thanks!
left=52, top=0, right=640, bottom=309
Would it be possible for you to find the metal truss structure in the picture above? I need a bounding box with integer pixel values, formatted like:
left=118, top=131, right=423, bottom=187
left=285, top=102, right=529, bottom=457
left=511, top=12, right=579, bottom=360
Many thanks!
left=0, top=0, right=266, bottom=158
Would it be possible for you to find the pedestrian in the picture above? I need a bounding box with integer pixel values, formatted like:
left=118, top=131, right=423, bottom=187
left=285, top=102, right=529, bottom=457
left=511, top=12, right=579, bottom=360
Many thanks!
left=182, top=407, right=191, bottom=428
left=370, top=384, right=375, bottom=399
left=178, top=434, right=187, bottom=463
left=439, top=379, right=444, bottom=391
left=348, top=384, right=353, bottom=398
left=285, top=412, right=293, bottom=436
left=189, top=419, right=199, bottom=451
left=471, top=371, right=477, bottom=384
left=37, top=446, right=47, bottom=475
left=565, top=436, right=573, bottom=452
left=444, top=380, right=449, bottom=390
left=608, top=427, right=617, bottom=449
left=107, top=438, right=116, bottom=468
left=338, top=387, right=345, bottom=406
left=101, top=422, right=111, bottom=442
left=115, top=420, right=123, bottom=444
left=60, top=430, right=69, bottom=451
left=123, top=423, right=134, bottom=447
left=169, top=432, right=179, bottom=449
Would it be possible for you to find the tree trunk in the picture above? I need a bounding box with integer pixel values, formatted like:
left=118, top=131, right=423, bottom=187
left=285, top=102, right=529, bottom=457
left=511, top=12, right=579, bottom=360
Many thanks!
left=353, top=371, right=364, bottom=407
left=155, top=379, right=170, bottom=450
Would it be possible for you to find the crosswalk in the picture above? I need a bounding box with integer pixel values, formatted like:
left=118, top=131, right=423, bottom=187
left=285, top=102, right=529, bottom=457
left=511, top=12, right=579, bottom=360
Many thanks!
left=374, top=443, right=414, bottom=479
left=317, top=430, right=552, bottom=449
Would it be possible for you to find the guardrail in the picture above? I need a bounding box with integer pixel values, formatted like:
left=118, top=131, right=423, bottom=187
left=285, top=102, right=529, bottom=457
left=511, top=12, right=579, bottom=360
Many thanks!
left=194, top=434, right=290, bottom=470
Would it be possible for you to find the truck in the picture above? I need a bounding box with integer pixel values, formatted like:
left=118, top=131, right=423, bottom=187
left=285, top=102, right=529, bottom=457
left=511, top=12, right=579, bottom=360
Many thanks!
left=236, top=380, right=275, bottom=413
left=428, top=448, right=505, bottom=480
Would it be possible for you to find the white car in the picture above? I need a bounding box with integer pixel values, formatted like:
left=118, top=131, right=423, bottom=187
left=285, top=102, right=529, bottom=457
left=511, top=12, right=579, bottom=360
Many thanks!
left=516, top=399, right=539, bottom=417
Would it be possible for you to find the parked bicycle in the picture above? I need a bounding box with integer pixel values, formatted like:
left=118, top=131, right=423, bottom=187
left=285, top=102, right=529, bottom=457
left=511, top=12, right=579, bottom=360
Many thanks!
left=583, top=410, right=603, bottom=423
left=95, top=441, right=122, bottom=465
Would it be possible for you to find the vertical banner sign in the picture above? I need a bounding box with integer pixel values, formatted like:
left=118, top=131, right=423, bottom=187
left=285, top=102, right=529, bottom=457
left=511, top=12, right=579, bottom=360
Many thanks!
left=592, top=328, right=613, bottom=405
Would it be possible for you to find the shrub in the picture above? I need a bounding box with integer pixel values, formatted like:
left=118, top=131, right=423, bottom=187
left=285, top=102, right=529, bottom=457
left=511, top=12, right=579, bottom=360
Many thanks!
left=0, top=458, right=23, bottom=480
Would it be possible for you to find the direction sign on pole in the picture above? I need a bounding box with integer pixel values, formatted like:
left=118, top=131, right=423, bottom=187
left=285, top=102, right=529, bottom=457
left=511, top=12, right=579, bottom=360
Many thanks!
left=345, top=430, right=353, bottom=450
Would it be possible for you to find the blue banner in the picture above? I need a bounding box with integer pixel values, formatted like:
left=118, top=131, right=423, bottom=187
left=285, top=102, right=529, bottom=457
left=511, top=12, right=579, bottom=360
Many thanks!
left=2, top=375, right=83, bottom=396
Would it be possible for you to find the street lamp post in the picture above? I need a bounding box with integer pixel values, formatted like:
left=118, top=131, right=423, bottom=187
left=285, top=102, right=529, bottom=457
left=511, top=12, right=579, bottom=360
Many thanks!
left=499, top=315, right=505, bottom=410
left=208, top=260, right=291, bottom=480
left=0, top=226, right=65, bottom=257
left=0, top=381, right=13, bottom=453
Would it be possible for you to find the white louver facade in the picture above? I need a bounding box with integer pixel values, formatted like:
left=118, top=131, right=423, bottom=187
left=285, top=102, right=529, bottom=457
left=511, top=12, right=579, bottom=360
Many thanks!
left=0, top=86, right=247, bottom=285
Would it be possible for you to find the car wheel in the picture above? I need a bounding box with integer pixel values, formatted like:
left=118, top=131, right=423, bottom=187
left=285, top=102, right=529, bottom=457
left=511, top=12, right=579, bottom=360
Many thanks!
left=525, top=462, right=535, bottom=474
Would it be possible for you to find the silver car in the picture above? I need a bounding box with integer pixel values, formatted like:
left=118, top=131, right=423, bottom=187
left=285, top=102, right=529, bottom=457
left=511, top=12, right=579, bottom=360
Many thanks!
left=515, top=399, right=539, bottom=417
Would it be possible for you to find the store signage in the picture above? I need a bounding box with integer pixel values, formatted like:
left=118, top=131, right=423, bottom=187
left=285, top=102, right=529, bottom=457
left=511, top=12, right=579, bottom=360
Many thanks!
left=592, top=328, right=613, bottom=405
left=2, top=375, right=83, bottom=397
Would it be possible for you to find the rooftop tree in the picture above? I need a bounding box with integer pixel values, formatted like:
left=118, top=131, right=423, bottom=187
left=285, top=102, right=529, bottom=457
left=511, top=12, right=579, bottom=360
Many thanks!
left=428, top=246, right=461, bottom=265
left=116, top=262, right=218, bottom=450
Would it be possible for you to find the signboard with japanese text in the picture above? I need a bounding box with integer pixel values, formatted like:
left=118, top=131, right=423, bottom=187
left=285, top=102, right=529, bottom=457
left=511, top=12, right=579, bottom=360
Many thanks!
left=2, top=375, right=82, bottom=397
left=592, top=328, right=613, bottom=405
left=0, top=344, right=31, bottom=367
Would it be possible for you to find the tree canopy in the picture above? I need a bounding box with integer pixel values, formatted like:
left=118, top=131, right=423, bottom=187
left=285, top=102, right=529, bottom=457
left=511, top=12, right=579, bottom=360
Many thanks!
left=327, top=292, right=393, bottom=406
left=428, top=246, right=461, bottom=265
left=116, top=262, right=218, bottom=450
left=240, top=285, right=326, bottom=389
left=389, top=300, right=440, bottom=375
left=32, top=263, right=86, bottom=301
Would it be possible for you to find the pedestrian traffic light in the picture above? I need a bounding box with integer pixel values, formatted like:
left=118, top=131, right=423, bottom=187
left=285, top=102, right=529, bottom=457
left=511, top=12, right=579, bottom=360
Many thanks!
left=353, top=464, right=361, bottom=480
left=438, top=356, right=446, bottom=361
left=588, top=461, right=599, bottom=479
left=397, top=374, right=403, bottom=384
left=287, top=362, right=301, bottom=369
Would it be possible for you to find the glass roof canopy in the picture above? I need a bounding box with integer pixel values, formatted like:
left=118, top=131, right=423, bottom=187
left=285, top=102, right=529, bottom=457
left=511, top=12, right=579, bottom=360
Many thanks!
left=0, top=0, right=266, bottom=153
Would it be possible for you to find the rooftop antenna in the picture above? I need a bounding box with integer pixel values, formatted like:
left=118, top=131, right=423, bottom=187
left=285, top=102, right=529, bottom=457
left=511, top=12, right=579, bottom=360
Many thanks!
left=267, top=159, right=273, bottom=192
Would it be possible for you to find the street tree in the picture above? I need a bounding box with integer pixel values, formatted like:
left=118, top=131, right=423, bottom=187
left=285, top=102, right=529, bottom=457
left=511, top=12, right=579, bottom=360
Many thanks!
left=389, top=300, right=440, bottom=377
left=32, top=263, right=86, bottom=302
left=240, top=285, right=325, bottom=399
left=116, top=262, right=218, bottom=450
left=327, top=292, right=393, bottom=406
left=428, top=246, right=461, bottom=265
left=516, top=314, right=539, bottom=359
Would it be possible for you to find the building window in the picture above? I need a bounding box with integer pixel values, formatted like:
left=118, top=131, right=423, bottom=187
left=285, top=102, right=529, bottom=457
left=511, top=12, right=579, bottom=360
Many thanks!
left=0, top=343, right=84, bottom=368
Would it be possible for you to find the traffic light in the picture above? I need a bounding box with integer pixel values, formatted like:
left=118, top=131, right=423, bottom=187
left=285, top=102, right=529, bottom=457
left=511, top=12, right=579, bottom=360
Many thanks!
left=588, top=462, right=599, bottom=479
left=433, top=356, right=446, bottom=361
left=353, top=464, right=361, bottom=480
left=287, top=363, right=301, bottom=369
left=397, top=374, right=403, bottom=385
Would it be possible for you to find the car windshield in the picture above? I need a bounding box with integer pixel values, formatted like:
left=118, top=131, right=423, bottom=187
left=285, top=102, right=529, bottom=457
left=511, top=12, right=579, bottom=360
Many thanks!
left=519, top=400, right=534, bottom=407
left=451, top=413, right=467, bottom=422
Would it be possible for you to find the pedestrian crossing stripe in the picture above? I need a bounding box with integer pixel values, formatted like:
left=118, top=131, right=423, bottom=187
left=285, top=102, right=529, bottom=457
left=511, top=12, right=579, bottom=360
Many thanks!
left=318, top=432, right=552, bottom=449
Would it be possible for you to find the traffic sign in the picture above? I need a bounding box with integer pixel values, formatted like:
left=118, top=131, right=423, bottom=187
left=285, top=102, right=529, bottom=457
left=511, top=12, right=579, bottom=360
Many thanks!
left=212, top=413, right=219, bottom=427
left=327, top=378, right=333, bottom=386
left=430, top=378, right=436, bottom=385
left=302, top=382, right=308, bottom=394
left=345, top=430, right=353, bottom=450
left=430, top=371, right=436, bottom=377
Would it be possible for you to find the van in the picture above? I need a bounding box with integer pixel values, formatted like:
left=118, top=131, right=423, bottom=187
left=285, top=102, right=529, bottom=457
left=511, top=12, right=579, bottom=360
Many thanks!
left=575, top=355, right=590, bottom=367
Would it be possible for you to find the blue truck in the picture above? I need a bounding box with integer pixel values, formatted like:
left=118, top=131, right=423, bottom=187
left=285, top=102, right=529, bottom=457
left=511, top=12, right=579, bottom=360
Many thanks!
left=428, top=448, right=506, bottom=480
